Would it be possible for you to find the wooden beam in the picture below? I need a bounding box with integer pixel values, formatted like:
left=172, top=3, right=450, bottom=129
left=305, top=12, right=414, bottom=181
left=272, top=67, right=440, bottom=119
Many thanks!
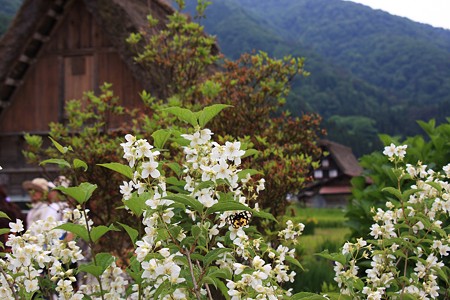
left=4, top=77, right=21, bottom=86
left=0, top=100, right=10, bottom=108
left=18, top=54, right=35, bottom=64
left=47, top=9, right=62, bottom=19
left=32, top=32, right=50, bottom=42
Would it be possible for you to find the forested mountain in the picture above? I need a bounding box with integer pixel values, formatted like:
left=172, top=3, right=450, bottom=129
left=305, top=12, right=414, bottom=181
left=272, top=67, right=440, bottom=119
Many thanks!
left=183, top=0, right=450, bottom=156
left=2, top=0, right=450, bottom=156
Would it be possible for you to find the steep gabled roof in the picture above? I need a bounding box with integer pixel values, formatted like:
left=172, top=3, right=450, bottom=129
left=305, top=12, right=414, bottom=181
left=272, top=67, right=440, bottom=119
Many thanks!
left=0, top=0, right=176, bottom=116
left=319, top=139, right=363, bottom=177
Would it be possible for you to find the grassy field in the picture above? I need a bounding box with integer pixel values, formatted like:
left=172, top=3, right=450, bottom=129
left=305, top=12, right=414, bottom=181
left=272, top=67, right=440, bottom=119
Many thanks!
left=285, top=205, right=350, bottom=293
left=290, top=206, right=348, bottom=228
left=300, top=227, right=350, bottom=255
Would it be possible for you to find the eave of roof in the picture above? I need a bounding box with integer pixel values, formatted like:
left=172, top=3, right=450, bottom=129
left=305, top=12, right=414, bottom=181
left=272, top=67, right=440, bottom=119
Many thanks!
left=319, top=139, right=363, bottom=177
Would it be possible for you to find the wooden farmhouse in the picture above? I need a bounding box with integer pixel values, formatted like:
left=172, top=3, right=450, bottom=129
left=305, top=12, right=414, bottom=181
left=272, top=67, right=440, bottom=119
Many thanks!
left=0, top=0, right=179, bottom=204
left=298, top=139, right=363, bottom=208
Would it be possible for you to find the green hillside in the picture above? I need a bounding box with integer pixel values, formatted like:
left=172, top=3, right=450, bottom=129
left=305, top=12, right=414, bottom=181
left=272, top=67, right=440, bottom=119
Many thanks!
left=237, top=0, right=450, bottom=109
left=3, top=0, right=450, bottom=156
left=184, top=0, right=450, bottom=155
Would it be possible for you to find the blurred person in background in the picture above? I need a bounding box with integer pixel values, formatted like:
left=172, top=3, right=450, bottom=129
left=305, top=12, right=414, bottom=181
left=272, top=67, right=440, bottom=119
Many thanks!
left=22, top=177, right=64, bottom=229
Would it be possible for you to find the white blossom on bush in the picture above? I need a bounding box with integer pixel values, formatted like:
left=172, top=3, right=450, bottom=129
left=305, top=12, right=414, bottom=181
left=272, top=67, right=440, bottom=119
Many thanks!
left=333, top=145, right=450, bottom=299
left=0, top=126, right=307, bottom=299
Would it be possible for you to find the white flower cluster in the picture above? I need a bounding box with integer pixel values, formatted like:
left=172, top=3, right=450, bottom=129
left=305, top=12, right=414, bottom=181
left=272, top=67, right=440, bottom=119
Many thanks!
left=119, top=134, right=163, bottom=202
left=334, top=147, right=450, bottom=299
left=278, top=220, right=305, bottom=242
left=1, top=217, right=84, bottom=299
left=132, top=247, right=188, bottom=299
left=225, top=242, right=298, bottom=299
left=117, top=128, right=303, bottom=299
left=383, top=143, right=407, bottom=161
left=211, top=202, right=299, bottom=297
left=1, top=207, right=130, bottom=299
left=182, top=129, right=244, bottom=207
left=1, top=127, right=304, bottom=299
left=77, top=262, right=128, bottom=300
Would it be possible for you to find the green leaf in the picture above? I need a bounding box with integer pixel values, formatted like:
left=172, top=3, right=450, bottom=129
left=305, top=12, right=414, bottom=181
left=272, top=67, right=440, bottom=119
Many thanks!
left=217, top=192, right=234, bottom=202
left=237, top=169, right=262, bottom=180
left=435, top=265, right=449, bottom=284
left=152, top=280, right=171, bottom=299
left=205, top=201, right=252, bottom=214
left=353, top=278, right=364, bottom=291
left=285, top=255, right=303, bottom=270
left=40, top=158, right=71, bottom=169
left=215, top=278, right=230, bottom=300
left=162, top=107, right=198, bottom=127
left=73, top=158, right=88, bottom=171
left=78, top=263, right=103, bottom=277
left=49, top=136, right=72, bottom=154
left=198, top=104, right=231, bottom=127
left=90, top=224, right=119, bottom=243
left=97, top=163, right=133, bottom=180
left=164, top=194, right=203, bottom=213
left=152, top=129, right=172, bottom=149
left=125, top=192, right=149, bottom=217
left=322, top=293, right=351, bottom=300
left=95, top=252, right=115, bottom=270
left=0, top=211, right=11, bottom=220
left=382, top=187, right=402, bottom=200
left=191, top=225, right=202, bottom=239
left=315, top=250, right=348, bottom=266
left=166, top=177, right=185, bottom=187
left=55, top=182, right=97, bottom=205
left=291, top=292, right=328, bottom=300
left=193, top=180, right=215, bottom=193
left=118, top=222, right=139, bottom=246
left=252, top=210, right=278, bottom=223
left=398, top=294, right=421, bottom=300
left=0, top=228, right=10, bottom=235
left=242, top=149, right=258, bottom=158
left=201, top=275, right=216, bottom=287
left=126, top=256, right=143, bottom=284
left=425, top=181, right=443, bottom=192
left=167, top=162, right=182, bottom=177
left=55, top=223, right=90, bottom=242
left=204, top=248, right=232, bottom=267
left=207, top=266, right=232, bottom=280
left=401, top=188, right=421, bottom=201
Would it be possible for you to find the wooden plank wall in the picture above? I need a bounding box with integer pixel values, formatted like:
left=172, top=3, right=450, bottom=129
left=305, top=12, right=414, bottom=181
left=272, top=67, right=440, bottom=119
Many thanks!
left=0, top=1, right=154, bottom=202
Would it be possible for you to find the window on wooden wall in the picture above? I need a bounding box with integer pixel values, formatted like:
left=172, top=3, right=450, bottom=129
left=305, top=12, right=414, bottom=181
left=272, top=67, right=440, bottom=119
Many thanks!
left=329, top=169, right=338, bottom=178
left=314, top=169, right=323, bottom=179
left=63, top=55, right=94, bottom=102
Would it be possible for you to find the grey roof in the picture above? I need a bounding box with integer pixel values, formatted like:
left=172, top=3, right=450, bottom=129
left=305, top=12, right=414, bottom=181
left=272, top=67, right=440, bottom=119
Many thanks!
left=319, top=139, right=363, bottom=177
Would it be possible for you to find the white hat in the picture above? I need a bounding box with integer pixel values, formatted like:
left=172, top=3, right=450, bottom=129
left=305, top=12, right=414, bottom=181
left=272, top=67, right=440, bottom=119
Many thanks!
left=53, top=175, right=71, bottom=188
left=22, top=178, right=50, bottom=193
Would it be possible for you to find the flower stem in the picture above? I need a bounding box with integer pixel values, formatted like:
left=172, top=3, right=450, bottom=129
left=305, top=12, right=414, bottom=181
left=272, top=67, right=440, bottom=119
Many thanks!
left=0, top=265, right=19, bottom=300
left=185, top=249, right=202, bottom=300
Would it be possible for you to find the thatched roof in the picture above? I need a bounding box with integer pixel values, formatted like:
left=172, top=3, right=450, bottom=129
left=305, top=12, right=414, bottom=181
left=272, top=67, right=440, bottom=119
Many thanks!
left=0, top=0, right=185, bottom=115
left=319, top=139, right=363, bottom=177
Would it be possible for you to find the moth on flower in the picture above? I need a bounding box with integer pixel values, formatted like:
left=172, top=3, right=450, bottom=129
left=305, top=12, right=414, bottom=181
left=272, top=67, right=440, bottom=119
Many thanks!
left=226, top=211, right=252, bottom=229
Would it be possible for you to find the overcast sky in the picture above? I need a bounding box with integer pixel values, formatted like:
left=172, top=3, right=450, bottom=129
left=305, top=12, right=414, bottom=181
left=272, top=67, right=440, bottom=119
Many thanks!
left=346, top=0, right=450, bottom=30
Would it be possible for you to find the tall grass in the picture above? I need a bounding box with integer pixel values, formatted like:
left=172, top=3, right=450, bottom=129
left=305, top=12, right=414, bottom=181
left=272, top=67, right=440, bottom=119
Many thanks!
left=285, top=206, right=350, bottom=293
left=290, top=206, right=348, bottom=228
